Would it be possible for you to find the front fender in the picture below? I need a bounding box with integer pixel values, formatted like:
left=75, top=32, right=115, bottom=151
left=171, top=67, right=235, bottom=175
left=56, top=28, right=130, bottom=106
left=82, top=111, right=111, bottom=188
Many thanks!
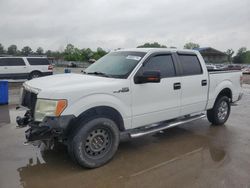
left=62, top=93, right=132, bottom=129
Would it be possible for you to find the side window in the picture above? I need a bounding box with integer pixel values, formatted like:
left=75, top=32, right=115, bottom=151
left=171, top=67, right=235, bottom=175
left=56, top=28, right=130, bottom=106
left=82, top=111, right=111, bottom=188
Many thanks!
left=0, top=58, right=5, bottom=66
left=27, top=58, right=50, bottom=65
left=143, top=55, right=176, bottom=78
left=178, top=54, right=202, bottom=76
left=0, top=58, right=25, bottom=66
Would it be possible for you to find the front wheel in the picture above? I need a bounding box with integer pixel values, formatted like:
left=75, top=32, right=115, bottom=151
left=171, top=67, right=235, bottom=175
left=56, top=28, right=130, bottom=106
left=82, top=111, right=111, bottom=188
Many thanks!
left=68, top=117, right=120, bottom=168
left=207, top=96, right=231, bottom=126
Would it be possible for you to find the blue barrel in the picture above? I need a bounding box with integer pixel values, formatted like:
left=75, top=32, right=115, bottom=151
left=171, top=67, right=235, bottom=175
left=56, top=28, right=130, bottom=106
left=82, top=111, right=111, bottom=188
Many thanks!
left=64, top=68, right=71, bottom=73
left=0, top=81, right=8, bottom=105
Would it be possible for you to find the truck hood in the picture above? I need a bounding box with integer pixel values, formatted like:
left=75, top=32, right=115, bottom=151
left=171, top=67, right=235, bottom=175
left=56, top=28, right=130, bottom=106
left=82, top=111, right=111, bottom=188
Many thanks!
left=23, top=73, right=118, bottom=93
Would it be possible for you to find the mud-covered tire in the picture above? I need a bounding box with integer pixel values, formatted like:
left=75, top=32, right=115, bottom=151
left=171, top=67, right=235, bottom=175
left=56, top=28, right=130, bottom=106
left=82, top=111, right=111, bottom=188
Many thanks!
left=207, top=96, right=231, bottom=126
left=68, top=117, right=119, bottom=168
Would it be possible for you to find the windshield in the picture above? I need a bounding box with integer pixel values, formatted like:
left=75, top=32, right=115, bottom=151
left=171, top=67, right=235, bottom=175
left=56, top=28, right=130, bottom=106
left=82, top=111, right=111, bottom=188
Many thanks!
left=84, top=51, right=146, bottom=78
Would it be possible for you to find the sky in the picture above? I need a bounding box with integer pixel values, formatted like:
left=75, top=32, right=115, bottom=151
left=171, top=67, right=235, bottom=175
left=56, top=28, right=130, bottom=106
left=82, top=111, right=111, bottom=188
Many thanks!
left=0, top=0, right=249, bottom=52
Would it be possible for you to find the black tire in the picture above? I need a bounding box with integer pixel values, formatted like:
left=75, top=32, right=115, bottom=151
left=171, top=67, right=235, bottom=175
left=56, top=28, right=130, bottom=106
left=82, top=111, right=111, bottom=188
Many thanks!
left=68, top=117, right=120, bottom=168
left=29, top=71, right=42, bottom=80
left=207, top=96, right=231, bottom=126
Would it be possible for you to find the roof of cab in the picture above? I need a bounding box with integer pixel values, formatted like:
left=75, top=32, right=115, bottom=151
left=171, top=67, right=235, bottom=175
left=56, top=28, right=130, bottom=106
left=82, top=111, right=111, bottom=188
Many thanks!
left=116, top=48, right=198, bottom=54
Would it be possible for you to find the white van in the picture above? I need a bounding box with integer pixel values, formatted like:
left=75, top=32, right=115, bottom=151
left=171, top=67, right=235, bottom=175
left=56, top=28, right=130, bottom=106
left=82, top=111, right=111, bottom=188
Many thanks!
left=0, top=57, right=53, bottom=80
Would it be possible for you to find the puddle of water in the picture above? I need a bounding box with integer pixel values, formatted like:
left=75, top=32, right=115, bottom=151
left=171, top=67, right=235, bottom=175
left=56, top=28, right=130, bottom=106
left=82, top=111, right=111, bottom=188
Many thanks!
left=13, top=127, right=229, bottom=188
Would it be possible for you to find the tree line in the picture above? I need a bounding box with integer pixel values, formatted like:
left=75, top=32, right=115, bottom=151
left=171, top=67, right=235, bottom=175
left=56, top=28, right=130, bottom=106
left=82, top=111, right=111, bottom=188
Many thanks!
left=0, top=42, right=249, bottom=64
left=0, top=43, right=108, bottom=62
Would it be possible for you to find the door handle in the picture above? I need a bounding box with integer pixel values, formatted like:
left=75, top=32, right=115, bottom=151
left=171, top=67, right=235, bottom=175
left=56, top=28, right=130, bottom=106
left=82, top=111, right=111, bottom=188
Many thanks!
left=173, top=82, right=181, bottom=90
left=201, top=80, right=207, bottom=86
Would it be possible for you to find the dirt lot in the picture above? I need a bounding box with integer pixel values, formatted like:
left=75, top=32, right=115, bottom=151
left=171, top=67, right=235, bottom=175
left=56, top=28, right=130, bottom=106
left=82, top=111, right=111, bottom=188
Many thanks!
left=1, top=74, right=250, bottom=188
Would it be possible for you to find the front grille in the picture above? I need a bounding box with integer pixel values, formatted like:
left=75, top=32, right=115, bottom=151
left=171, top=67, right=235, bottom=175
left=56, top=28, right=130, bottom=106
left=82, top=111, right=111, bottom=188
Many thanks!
left=21, top=89, right=37, bottom=116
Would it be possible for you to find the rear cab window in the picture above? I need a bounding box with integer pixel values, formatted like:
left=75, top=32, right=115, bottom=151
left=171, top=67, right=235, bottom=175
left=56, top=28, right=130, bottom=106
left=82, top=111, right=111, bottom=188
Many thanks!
left=27, top=58, right=50, bottom=65
left=177, top=54, right=203, bottom=76
left=0, top=58, right=25, bottom=66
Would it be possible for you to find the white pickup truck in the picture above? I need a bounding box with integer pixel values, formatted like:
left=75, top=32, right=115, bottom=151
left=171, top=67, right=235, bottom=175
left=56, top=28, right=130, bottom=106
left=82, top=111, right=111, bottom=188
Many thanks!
left=17, top=48, right=243, bottom=168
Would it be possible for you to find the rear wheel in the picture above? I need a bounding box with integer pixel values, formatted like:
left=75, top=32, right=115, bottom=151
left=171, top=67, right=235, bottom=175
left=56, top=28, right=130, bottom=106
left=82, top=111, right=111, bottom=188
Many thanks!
left=68, top=117, right=119, bottom=168
left=29, top=71, right=42, bottom=79
left=207, top=96, right=231, bottom=126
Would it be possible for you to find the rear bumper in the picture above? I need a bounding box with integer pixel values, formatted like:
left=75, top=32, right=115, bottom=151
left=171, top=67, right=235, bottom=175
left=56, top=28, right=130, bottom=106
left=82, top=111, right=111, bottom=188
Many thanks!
left=232, top=92, right=243, bottom=104
left=238, top=92, right=243, bottom=101
left=42, top=72, right=53, bottom=76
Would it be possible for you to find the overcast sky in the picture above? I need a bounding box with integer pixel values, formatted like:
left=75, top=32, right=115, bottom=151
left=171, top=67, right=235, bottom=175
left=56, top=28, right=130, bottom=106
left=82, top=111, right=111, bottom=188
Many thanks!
left=0, top=0, right=249, bottom=52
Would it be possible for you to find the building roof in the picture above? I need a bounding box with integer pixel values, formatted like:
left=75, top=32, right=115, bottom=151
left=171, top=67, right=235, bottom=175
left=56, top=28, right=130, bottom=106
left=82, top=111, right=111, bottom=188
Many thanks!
left=194, top=47, right=227, bottom=56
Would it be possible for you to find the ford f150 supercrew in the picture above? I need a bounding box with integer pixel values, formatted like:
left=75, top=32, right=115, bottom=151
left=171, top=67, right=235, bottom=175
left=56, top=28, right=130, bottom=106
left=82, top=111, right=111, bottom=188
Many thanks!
left=16, top=48, right=243, bottom=168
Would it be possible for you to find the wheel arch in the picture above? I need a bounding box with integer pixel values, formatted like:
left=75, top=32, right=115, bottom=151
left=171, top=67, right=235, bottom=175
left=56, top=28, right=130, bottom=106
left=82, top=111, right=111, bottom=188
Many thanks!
left=29, top=70, right=42, bottom=74
left=207, top=78, right=234, bottom=110
left=217, top=88, right=232, bottom=100
left=28, top=70, right=42, bottom=79
left=210, top=87, right=232, bottom=109
left=66, top=106, right=125, bottom=137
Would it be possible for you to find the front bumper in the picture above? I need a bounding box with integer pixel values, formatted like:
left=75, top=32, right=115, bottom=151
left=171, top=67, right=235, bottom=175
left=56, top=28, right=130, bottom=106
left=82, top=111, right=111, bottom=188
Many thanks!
left=17, top=112, right=75, bottom=142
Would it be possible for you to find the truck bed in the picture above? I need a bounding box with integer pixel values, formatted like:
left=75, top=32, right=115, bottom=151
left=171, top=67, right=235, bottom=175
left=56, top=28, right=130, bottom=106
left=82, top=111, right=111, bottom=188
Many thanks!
left=206, top=70, right=242, bottom=109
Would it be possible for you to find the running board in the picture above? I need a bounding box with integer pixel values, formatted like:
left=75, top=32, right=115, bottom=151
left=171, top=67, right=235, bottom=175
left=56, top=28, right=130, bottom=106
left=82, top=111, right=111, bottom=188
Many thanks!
left=129, top=113, right=206, bottom=138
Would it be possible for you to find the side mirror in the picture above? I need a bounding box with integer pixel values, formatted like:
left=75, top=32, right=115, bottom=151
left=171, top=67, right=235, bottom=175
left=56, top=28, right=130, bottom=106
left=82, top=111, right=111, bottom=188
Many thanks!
left=135, top=70, right=161, bottom=84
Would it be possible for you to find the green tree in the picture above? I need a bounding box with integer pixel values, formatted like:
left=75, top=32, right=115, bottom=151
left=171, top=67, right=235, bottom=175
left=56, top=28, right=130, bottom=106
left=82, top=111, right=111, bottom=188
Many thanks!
left=7, top=45, right=18, bottom=55
left=36, top=47, right=44, bottom=55
left=225, top=49, right=234, bottom=63
left=45, top=50, right=52, bottom=57
left=233, top=47, right=247, bottom=64
left=64, top=44, right=74, bottom=55
left=238, top=47, right=247, bottom=54
left=51, top=51, right=63, bottom=60
left=242, top=51, right=250, bottom=64
left=64, top=44, right=89, bottom=61
left=0, top=43, right=5, bottom=54
left=242, top=50, right=250, bottom=64
left=81, top=48, right=93, bottom=61
left=92, top=47, right=107, bottom=60
left=21, top=46, right=33, bottom=56
left=64, top=44, right=75, bottom=61
left=137, top=42, right=167, bottom=48
left=184, top=42, right=200, bottom=49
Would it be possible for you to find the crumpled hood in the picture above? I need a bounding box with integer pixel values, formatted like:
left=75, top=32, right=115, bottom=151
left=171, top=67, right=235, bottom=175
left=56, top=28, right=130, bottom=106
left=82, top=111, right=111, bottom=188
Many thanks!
left=24, top=73, right=117, bottom=93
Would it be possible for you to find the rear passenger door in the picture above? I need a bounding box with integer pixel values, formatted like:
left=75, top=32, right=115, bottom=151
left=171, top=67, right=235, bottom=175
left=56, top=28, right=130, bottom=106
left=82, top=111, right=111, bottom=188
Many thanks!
left=26, top=58, right=50, bottom=73
left=176, top=52, right=208, bottom=115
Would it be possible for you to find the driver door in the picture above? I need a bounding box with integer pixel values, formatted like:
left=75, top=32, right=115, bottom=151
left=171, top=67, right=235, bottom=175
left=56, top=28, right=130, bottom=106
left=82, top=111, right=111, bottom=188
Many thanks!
left=131, top=53, right=181, bottom=128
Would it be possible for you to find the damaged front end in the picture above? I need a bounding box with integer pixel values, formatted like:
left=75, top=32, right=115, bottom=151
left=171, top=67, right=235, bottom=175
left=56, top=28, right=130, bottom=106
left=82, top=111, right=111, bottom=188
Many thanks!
left=17, top=109, right=74, bottom=148
left=16, top=110, right=61, bottom=148
left=16, top=87, right=74, bottom=148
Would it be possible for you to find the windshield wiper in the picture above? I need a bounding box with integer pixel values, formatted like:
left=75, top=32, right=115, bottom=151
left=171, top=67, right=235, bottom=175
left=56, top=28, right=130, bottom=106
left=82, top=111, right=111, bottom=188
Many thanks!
left=84, top=71, right=111, bottom=77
